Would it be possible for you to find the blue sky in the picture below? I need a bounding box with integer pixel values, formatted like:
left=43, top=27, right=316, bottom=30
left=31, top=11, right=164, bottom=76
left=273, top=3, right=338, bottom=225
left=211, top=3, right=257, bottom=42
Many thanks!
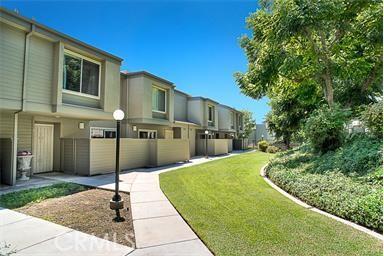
left=2, top=0, right=269, bottom=122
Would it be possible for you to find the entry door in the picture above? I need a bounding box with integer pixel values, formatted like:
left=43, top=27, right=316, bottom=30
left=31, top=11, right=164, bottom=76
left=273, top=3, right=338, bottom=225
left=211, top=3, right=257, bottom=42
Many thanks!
left=33, top=124, right=54, bottom=173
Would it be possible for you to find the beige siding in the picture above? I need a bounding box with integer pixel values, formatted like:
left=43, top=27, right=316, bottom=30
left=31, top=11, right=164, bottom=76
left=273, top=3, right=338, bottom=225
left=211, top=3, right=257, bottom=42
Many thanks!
left=27, top=36, right=53, bottom=104
left=196, top=139, right=228, bottom=156
left=0, top=22, right=24, bottom=102
left=18, top=115, right=33, bottom=151
left=151, top=139, right=190, bottom=166
left=227, top=139, right=233, bottom=152
left=61, top=138, right=75, bottom=173
left=62, top=93, right=100, bottom=109
left=60, top=138, right=89, bottom=175
left=0, top=112, right=14, bottom=138
left=75, top=139, right=90, bottom=175
left=174, top=92, right=188, bottom=121
left=89, top=139, right=150, bottom=175
left=102, top=60, right=121, bottom=113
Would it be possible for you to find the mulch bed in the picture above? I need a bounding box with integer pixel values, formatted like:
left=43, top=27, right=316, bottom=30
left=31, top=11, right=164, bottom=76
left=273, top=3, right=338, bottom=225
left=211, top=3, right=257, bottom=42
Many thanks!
left=16, top=188, right=135, bottom=247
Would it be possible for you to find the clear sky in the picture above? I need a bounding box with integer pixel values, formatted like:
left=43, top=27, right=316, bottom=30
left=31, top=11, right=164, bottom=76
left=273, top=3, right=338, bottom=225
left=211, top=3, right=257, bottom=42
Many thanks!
left=2, top=0, right=269, bottom=122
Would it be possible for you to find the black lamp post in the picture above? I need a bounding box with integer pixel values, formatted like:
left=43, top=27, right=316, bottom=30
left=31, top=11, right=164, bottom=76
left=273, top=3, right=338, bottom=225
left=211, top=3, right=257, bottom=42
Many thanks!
left=204, top=130, right=209, bottom=158
left=110, top=109, right=125, bottom=222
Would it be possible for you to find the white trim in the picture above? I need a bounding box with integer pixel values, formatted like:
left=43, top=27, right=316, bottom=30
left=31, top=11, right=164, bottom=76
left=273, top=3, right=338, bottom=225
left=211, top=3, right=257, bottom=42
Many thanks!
left=63, top=49, right=101, bottom=99
left=90, top=127, right=116, bottom=139
left=138, top=129, right=157, bottom=139
left=208, top=104, right=214, bottom=122
left=152, top=85, right=167, bottom=114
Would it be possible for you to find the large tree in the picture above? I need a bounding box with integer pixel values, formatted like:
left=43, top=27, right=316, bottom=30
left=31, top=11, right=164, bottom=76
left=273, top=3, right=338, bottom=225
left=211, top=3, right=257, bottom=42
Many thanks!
left=235, top=0, right=383, bottom=108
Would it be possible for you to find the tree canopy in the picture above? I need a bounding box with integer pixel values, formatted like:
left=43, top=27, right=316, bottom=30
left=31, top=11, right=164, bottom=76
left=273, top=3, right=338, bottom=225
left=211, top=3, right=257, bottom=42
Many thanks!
left=235, top=0, right=383, bottom=108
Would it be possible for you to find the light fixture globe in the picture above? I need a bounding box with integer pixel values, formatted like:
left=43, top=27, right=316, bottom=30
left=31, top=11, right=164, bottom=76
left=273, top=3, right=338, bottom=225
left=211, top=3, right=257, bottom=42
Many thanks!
left=204, top=130, right=209, bottom=135
left=113, top=109, right=125, bottom=121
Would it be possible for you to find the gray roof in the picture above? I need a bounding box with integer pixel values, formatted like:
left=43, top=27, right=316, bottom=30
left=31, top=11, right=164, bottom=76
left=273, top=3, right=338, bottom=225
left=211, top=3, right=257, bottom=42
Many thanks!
left=121, top=71, right=175, bottom=87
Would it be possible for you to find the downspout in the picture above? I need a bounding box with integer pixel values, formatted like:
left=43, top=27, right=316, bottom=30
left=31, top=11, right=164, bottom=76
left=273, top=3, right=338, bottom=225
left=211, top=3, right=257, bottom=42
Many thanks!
left=12, top=24, right=35, bottom=185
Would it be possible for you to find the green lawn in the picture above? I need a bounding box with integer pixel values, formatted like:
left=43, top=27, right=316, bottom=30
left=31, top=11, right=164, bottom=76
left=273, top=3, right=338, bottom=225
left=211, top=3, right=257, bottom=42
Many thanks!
left=160, top=152, right=382, bottom=256
left=0, top=183, right=88, bottom=209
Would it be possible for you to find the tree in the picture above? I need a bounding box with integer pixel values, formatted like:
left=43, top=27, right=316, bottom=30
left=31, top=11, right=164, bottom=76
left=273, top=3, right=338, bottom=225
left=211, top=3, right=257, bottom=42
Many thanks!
left=235, top=0, right=382, bottom=108
left=265, top=79, right=321, bottom=147
left=241, top=110, right=256, bottom=138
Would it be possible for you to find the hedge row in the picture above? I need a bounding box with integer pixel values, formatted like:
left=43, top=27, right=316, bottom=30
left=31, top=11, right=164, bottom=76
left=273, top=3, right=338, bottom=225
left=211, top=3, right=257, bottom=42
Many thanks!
left=266, top=136, right=383, bottom=232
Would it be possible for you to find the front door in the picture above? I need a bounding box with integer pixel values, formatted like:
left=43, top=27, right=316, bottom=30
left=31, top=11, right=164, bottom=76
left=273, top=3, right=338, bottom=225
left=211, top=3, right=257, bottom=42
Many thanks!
left=33, top=124, right=54, bottom=173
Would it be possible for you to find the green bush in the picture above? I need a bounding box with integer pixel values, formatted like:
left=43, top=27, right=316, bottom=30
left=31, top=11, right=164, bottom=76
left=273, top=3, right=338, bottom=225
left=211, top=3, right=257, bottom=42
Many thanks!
left=266, top=136, right=383, bottom=232
left=360, top=101, right=383, bottom=138
left=304, top=104, right=350, bottom=153
left=266, top=145, right=279, bottom=153
left=258, top=140, right=269, bottom=152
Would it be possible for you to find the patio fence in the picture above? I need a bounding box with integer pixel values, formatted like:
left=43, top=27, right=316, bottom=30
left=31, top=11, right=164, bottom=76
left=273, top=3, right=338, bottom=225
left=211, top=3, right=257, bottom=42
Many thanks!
left=196, top=139, right=229, bottom=156
left=61, top=138, right=190, bottom=175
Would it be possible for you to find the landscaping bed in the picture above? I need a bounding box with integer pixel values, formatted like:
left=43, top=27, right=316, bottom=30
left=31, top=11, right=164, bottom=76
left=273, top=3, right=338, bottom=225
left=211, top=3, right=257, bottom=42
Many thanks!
left=0, top=183, right=135, bottom=247
left=266, top=135, right=383, bottom=233
left=160, top=152, right=382, bottom=256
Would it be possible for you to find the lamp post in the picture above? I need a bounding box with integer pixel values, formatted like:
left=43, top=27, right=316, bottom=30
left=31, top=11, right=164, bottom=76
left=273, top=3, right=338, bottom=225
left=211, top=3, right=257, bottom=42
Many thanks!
left=204, top=130, right=209, bottom=158
left=110, top=109, right=125, bottom=222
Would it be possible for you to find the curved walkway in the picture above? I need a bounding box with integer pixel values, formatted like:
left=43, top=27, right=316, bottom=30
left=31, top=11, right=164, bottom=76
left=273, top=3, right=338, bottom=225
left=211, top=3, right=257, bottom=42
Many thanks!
left=40, top=151, right=248, bottom=255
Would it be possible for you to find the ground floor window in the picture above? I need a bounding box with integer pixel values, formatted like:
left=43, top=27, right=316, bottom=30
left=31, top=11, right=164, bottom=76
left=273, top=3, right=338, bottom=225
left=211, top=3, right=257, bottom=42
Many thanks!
left=138, top=130, right=157, bottom=139
left=90, top=127, right=116, bottom=138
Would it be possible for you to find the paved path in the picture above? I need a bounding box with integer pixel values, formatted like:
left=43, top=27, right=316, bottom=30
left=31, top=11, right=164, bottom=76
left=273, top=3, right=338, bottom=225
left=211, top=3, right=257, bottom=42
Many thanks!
left=39, top=151, right=249, bottom=255
left=0, top=207, right=134, bottom=256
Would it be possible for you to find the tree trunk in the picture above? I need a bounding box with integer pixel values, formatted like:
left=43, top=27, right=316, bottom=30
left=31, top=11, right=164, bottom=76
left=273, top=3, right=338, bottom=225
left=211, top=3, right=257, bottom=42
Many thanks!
left=324, top=73, right=334, bottom=106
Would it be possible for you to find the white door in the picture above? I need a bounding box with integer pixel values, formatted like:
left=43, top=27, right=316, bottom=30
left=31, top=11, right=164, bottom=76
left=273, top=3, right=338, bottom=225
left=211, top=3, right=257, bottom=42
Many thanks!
left=33, top=124, right=54, bottom=173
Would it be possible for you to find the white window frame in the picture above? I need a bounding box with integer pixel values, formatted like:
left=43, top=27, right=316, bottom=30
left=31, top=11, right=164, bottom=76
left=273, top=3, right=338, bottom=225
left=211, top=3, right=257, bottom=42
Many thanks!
left=90, top=127, right=116, bottom=139
left=152, top=85, right=167, bottom=114
left=63, top=49, right=101, bottom=100
left=138, top=129, right=158, bottom=139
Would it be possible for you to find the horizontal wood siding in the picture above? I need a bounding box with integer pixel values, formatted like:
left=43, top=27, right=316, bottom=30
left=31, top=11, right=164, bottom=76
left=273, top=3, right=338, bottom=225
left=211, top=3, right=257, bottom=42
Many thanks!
left=61, top=138, right=75, bottom=173
left=18, top=115, right=32, bottom=151
left=89, top=139, right=150, bottom=175
left=196, top=139, right=228, bottom=156
left=154, top=139, right=190, bottom=166
left=0, top=23, right=24, bottom=101
left=75, top=139, right=90, bottom=175
left=62, top=92, right=101, bottom=109
left=0, top=113, right=14, bottom=138
left=27, top=36, right=53, bottom=104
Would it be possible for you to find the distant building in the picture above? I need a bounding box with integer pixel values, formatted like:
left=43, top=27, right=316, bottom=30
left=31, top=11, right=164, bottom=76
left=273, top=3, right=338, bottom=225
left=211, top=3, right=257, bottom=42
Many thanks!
left=247, top=123, right=275, bottom=147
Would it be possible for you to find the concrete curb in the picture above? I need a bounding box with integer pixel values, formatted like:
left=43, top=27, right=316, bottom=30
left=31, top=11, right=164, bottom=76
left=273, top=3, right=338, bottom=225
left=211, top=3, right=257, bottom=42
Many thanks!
left=260, top=165, right=383, bottom=241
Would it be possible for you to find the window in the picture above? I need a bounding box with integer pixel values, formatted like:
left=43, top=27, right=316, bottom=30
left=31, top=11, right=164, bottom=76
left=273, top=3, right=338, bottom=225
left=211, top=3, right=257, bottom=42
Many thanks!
left=230, top=112, right=235, bottom=129
left=63, top=50, right=100, bottom=98
left=139, top=130, right=157, bottom=139
left=152, top=86, right=166, bottom=113
left=208, top=105, right=214, bottom=126
left=90, top=127, right=116, bottom=139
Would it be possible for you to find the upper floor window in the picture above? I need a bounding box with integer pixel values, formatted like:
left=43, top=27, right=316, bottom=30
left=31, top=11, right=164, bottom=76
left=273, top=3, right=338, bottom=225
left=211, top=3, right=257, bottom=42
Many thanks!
left=208, top=105, right=214, bottom=126
left=152, top=86, right=166, bottom=113
left=63, top=50, right=100, bottom=98
left=230, top=112, right=235, bottom=129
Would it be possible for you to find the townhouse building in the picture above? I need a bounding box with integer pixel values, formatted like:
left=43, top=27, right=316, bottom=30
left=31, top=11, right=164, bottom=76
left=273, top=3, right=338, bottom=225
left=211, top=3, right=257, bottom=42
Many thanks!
left=0, top=8, right=245, bottom=186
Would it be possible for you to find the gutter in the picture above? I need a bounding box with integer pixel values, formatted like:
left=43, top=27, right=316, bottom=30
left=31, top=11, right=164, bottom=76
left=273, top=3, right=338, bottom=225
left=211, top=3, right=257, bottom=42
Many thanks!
left=11, top=23, right=34, bottom=185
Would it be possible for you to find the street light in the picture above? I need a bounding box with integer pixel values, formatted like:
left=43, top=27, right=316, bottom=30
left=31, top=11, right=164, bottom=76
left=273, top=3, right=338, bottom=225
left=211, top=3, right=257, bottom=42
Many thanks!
left=204, top=130, right=209, bottom=158
left=110, top=109, right=125, bottom=222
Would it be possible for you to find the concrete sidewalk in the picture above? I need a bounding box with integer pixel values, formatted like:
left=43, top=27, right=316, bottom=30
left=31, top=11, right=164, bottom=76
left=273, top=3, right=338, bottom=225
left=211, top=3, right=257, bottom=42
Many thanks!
left=37, top=151, right=250, bottom=255
left=0, top=208, right=134, bottom=256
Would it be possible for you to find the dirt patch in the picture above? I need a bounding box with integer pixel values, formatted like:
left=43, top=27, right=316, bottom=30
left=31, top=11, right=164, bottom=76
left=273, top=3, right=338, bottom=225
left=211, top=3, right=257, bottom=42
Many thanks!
left=16, top=189, right=135, bottom=247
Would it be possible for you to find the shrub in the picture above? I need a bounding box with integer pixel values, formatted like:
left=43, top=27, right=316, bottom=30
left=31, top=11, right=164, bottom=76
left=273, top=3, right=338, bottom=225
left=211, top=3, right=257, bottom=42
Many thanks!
left=360, top=101, right=383, bottom=139
left=266, top=145, right=279, bottom=153
left=266, top=138, right=383, bottom=232
left=304, top=104, right=350, bottom=153
left=258, top=140, right=269, bottom=152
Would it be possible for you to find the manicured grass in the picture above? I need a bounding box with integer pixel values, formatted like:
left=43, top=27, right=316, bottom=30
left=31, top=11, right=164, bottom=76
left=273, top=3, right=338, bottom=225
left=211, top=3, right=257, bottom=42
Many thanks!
left=0, top=183, right=88, bottom=209
left=160, top=152, right=382, bottom=256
